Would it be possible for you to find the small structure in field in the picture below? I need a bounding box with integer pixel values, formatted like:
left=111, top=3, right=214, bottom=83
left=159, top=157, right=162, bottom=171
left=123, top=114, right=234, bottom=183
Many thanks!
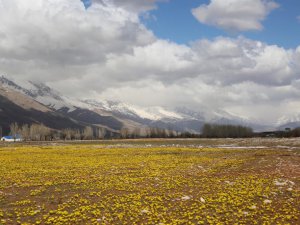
left=1, top=135, right=22, bottom=142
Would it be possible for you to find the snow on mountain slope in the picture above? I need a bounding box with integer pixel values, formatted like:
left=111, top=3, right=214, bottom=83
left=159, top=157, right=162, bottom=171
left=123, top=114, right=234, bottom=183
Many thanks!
left=0, top=85, right=50, bottom=112
left=84, top=99, right=251, bottom=125
left=147, top=107, right=183, bottom=120
left=0, top=76, right=33, bottom=97
left=175, top=106, right=251, bottom=124
left=277, top=113, right=300, bottom=126
left=277, top=113, right=300, bottom=129
left=0, top=76, right=90, bottom=112
left=83, top=100, right=183, bottom=121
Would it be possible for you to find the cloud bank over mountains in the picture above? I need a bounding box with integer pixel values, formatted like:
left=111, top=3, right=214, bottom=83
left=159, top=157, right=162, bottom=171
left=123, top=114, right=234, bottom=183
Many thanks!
left=0, top=0, right=299, bottom=123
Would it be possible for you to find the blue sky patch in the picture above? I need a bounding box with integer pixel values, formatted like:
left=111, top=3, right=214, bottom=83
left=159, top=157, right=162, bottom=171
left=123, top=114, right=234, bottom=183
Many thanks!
left=142, top=0, right=300, bottom=48
left=81, top=0, right=92, bottom=9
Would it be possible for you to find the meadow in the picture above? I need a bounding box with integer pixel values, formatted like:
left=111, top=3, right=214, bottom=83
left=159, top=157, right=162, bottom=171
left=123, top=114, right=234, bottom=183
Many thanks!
left=0, top=138, right=299, bottom=224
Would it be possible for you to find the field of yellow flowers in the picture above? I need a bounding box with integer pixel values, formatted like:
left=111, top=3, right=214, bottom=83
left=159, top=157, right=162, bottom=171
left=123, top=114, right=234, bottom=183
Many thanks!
left=0, top=139, right=299, bottom=224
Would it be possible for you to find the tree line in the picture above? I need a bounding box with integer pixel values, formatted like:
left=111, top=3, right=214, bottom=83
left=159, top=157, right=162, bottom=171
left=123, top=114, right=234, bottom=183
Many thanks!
left=4, top=122, right=198, bottom=141
left=257, top=127, right=300, bottom=138
left=288, top=127, right=300, bottom=137
left=3, top=122, right=300, bottom=141
left=119, top=127, right=199, bottom=139
left=202, top=123, right=253, bottom=138
left=7, top=122, right=108, bottom=141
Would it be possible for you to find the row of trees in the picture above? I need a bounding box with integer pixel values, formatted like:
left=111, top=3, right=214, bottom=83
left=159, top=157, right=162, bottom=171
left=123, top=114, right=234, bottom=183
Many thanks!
left=5, top=122, right=300, bottom=141
left=119, top=127, right=200, bottom=139
left=289, top=127, right=300, bottom=137
left=60, top=126, right=107, bottom=140
left=201, top=124, right=300, bottom=138
left=258, top=127, right=300, bottom=138
left=9, top=123, right=200, bottom=141
left=10, top=123, right=51, bottom=141
left=8, top=123, right=107, bottom=141
left=202, top=123, right=253, bottom=138
left=120, top=127, right=183, bottom=139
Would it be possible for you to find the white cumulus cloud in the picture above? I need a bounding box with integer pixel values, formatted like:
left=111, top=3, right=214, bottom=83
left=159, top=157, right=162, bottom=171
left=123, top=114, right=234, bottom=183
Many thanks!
left=192, top=0, right=279, bottom=32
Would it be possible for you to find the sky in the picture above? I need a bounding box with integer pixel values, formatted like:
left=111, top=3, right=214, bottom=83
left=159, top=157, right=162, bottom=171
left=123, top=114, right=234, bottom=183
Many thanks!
left=144, top=0, right=300, bottom=48
left=0, top=0, right=300, bottom=124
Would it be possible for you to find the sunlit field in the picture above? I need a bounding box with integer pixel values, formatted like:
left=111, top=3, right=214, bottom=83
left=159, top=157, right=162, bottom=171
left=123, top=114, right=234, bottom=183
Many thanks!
left=0, top=139, right=299, bottom=225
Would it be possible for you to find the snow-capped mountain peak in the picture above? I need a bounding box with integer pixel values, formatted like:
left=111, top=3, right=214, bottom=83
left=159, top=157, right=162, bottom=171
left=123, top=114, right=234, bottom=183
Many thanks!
left=83, top=99, right=183, bottom=121
left=0, top=75, right=33, bottom=96
left=0, top=76, right=80, bottom=111
left=175, top=106, right=251, bottom=123
left=27, top=81, right=62, bottom=100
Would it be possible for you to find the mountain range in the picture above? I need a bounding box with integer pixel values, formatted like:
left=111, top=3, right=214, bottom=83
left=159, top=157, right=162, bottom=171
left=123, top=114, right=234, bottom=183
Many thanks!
left=0, top=75, right=299, bottom=135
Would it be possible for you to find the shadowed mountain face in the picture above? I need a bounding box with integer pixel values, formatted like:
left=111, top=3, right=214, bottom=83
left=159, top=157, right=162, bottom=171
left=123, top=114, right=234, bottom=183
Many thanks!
left=64, top=108, right=123, bottom=131
left=0, top=95, right=83, bottom=134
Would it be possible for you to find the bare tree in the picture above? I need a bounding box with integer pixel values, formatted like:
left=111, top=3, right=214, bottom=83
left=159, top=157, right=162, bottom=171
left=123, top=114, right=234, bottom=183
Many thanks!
left=39, top=124, right=51, bottom=141
left=74, top=129, right=81, bottom=140
left=20, top=124, right=30, bottom=141
left=29, top=124, right=40, bottom=141
left=96, top=127, right=106, bottom=139
left=62, top=128, right=73, bottom=140
left=10, top=122, right=20, bottom=140
left=132, top=128, right=141, bottom=139
left=49, top=130, right=59, bottom=141
left=145, top=127, right=151, bottom=138
left=150, top=127, right=158, bottom=138
left=83, top=126, right=93, bottom=140
left=28, top=124, right=51, bottom=141
left=166, top=129, right=176, bottom=138
left=120, top=127, right=129, bottom=139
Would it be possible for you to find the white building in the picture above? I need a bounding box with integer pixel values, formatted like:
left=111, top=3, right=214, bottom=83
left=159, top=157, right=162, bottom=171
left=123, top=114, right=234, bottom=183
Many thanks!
left=1, top=135, right=22, bottom=142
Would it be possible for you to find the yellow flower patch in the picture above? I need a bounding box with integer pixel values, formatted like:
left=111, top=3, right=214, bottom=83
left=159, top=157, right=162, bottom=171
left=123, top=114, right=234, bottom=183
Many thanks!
left=0, top=141, right=299, bottom=224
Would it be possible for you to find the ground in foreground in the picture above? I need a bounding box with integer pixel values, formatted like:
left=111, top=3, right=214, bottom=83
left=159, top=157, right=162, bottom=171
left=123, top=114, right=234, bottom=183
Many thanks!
left=0, top=139, right=299, bottom=224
